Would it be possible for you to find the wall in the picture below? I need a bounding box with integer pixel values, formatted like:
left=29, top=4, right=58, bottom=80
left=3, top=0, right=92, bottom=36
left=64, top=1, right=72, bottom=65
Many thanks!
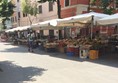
left=37, top=2, right=58, bottom=21
left=61, top=7, right=76, bottom=18
left=11, top=1, right=58, bottom=27
left=60, top=0, right=89, bottom=8
left=60, top=0, right=89, bottom=18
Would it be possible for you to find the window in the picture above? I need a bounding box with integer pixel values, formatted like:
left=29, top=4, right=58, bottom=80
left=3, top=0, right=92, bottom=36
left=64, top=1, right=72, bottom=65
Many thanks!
left=23, top=13, right=27, bottom=17
left=11, top=17, right=14, bottom=22
left=49, top=2, right=53, bottom=11
left=11, top=17, right=13, bottom=22
left=40, top=30, right=43, bottom=36
left=65, top=0, right=70, bottom=7
left=39, top=5, right=42, bottom=14
left=18, top=12, right=20, bottom=18
left=116, top=0, right=118, bottom=8
left=49, top=30, right=54, bottom=36
left=15, top=16, right=17, bottom=22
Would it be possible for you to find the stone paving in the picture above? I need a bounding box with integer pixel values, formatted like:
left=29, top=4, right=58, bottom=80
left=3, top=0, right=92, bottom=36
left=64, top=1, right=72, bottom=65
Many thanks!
left=0, top=42, right=118, bottom=83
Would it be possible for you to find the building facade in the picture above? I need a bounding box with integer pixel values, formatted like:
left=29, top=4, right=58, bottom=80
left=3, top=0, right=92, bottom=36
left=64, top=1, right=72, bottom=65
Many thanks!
left=10, top=0, right=59, bottom=36
left=11, top=0, right=58, bottom=27
left=89, top=0, right=118, bottom=35
left=60, top=0, right=89, bottom=18
left=60, top=0, right=90, bottom=38
left=10, top=0, right=116, bottom=37
left=89, top=0, right=118, bottom=13
left=60, top=0, right=116, bottom=36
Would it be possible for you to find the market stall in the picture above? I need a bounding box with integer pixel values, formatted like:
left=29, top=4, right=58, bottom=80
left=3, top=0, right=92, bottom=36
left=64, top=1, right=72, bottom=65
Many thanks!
left=96, top=13, right=118, bottom=56
left=44, top=42, right=59, bottom=52
left=55, top=12, right=109, bottom=39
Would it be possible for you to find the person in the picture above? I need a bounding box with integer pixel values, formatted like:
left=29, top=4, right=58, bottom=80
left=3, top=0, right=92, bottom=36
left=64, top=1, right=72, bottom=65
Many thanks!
left=27, top=32, right=34, bottom=52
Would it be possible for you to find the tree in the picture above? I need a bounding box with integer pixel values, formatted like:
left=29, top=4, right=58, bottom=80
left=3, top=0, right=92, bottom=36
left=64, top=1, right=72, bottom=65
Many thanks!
left=101, top=0, right=115, bottom=14
left=0, top=0, right=15, bottom=29
left=37, top=0, right=61, bottom=18
left=90, top=0, right=115, bottom=14
left=21, top=0, right=38, bottom=25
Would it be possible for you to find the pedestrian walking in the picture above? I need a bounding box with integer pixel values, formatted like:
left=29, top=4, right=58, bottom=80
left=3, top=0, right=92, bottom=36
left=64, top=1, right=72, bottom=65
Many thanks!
left=27, top=31, right=35, bottom=52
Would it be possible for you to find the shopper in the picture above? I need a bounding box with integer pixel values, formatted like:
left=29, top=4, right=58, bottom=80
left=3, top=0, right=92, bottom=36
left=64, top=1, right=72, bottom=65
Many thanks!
left=27, top=32, right=34, bottom=52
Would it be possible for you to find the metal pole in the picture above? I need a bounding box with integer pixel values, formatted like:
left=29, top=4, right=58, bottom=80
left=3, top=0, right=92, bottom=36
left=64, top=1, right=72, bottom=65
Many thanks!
left=57, top=0, right=61, bottom=18
left=18, top=18, right=20, bottom=26
left=91, top=15, right=94, bottom=39
left=88, top=0, right=91, bottom=12
left=117, top=25, right=118, bottom=34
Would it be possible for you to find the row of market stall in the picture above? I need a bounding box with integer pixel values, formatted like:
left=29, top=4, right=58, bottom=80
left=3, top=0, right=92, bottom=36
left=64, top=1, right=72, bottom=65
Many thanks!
left=5, top=12, right=118, bottom=60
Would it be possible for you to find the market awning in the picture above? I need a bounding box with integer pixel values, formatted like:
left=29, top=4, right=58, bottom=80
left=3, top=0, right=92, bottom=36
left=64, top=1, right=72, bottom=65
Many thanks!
left=56, top=12, right=109, bottom=27
left=5, top=27, right=20, bottom=32
left=39, top=19, right=60, bottom=27
left=31, top=19, right=62, bottom=30
left=5, top=26, right=31, bottom=32
left=19, top=26, right=31, bottom=31
left=97, top=13, right=118, bottom=25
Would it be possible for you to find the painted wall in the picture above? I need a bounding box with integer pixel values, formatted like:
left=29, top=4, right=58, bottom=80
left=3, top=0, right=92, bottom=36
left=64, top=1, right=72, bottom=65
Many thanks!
left=37, top=2, right=58, bottom=21
left=60, top=0, right=89, bottom=8
left=61, top=7, right=76, bottom=18
left=60, top=0, right=89, bottom=18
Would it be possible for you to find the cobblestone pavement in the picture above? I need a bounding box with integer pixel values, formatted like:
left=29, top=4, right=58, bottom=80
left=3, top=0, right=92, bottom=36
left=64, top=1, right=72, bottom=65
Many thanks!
left=0, top=42, right=118, bottom=83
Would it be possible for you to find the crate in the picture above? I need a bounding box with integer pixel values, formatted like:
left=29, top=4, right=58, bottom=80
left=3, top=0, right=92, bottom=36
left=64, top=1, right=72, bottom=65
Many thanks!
left=80, top=49, right=89, bottom=58
left=89, top=50, right=99, bottom=60
left=74, top=48, right=79, bottom=56
left=58, top=47, right=65, bottom=53
left=66, top=47, right=75, bottom=52
left=66, top=52, right=74, bottom=57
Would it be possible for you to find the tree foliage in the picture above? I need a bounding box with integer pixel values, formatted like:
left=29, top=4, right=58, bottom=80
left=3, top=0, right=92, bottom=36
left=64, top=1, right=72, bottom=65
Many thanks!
left=21, top=0, right=38, bottom=25
left=0, top=0, right=15, bottom=29
left=91, top=0, right=116, bottom=14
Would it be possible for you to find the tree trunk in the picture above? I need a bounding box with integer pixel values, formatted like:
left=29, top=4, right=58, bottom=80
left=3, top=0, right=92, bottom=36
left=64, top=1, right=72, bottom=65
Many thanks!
left=28, top=14, right=32, bottom=25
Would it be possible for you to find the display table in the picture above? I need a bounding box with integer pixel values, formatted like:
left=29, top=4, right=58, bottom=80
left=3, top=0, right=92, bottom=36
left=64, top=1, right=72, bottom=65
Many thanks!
left=18, top=39, right=27, bottom=45
left=44, top=43, right=59, bottom=52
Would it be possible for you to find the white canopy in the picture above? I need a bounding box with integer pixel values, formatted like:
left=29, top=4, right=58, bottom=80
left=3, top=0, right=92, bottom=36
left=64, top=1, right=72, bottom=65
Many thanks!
left=5, top=27, right=20, bottom=32
left=5, top=26, right=31, bottom=32
left=32, top=19, right=62, bottom=30
left=19, top=26, right=31, bottom=31
left=97, top=13, right=118, bottom=25
left=31, top=12, right=109, bottom=29
left=56, top=12, right=109, bottom=27
left=38, top=19, right=61, bottom=27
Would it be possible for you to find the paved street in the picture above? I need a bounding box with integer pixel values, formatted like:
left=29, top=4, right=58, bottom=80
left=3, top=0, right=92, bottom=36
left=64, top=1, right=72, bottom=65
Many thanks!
left=0, top=42, right=118, bottom=83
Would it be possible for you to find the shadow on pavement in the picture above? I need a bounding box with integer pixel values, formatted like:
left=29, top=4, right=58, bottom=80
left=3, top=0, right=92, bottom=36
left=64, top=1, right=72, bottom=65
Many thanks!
left=0, top=61, right=47, bottom=83
left=1, top=42, right=118, bottom=68
left=85, top=54, right=118, bottom=68
left=34, top=48, right=118, bottom=68
left=0, top=45, right=28, bottom=53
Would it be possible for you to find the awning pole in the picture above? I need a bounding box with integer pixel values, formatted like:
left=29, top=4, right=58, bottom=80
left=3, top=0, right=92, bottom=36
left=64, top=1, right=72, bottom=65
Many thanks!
left=91, top=15, right=94, bottom=39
